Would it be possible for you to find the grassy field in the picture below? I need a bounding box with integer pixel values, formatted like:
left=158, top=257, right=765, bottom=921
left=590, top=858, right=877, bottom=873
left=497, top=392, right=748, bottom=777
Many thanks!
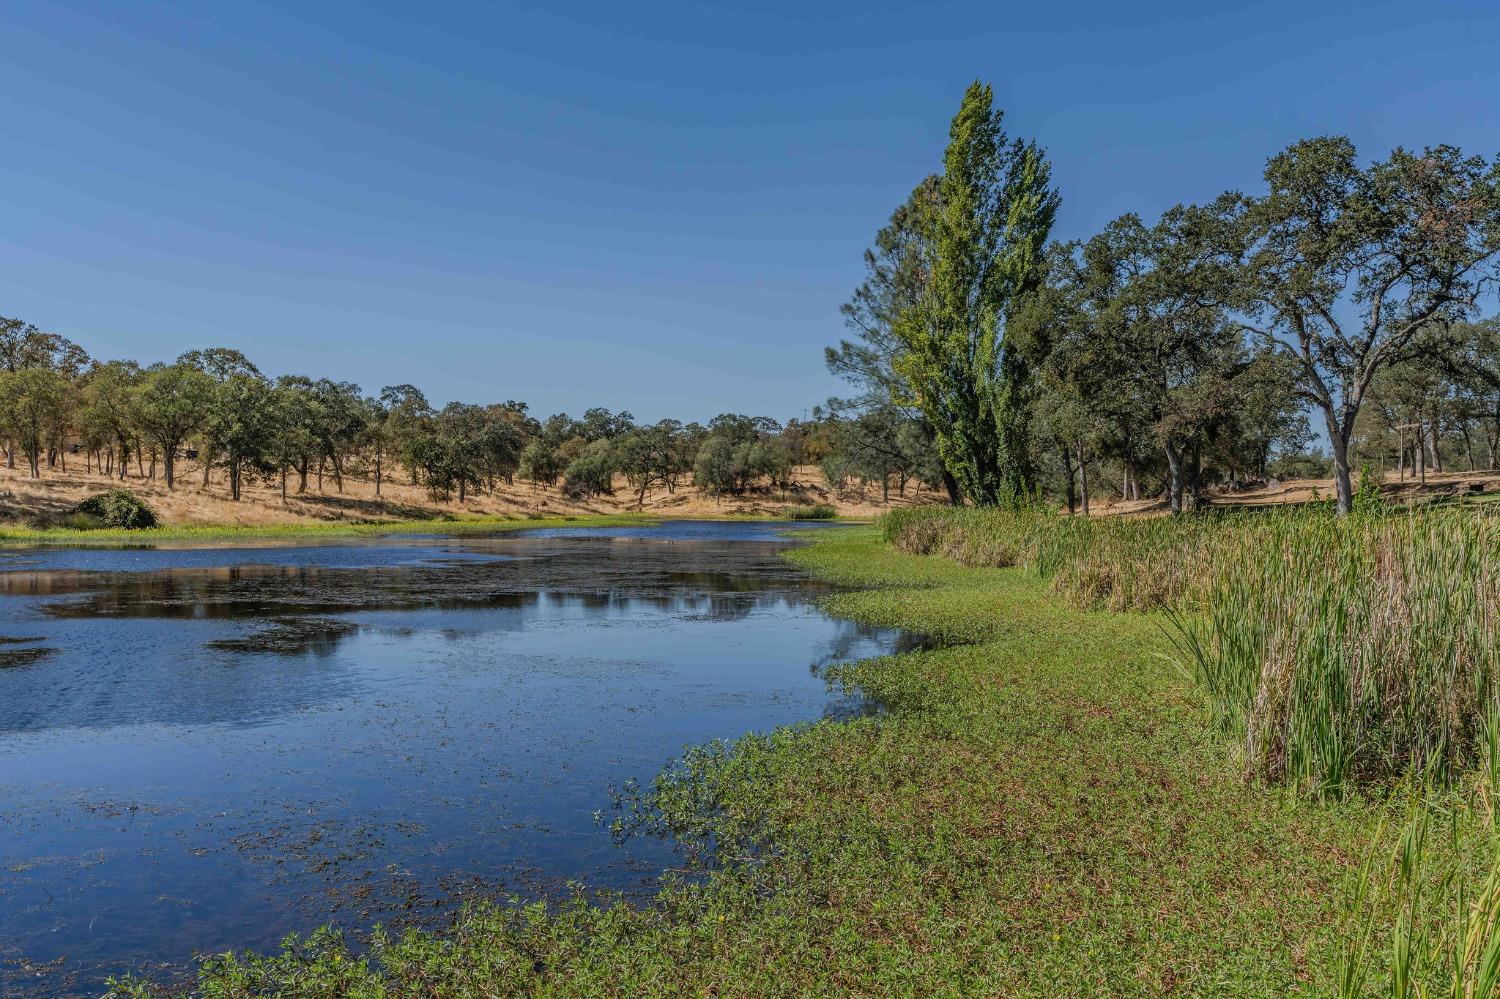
left=106, top=523, right=1499, bottom=998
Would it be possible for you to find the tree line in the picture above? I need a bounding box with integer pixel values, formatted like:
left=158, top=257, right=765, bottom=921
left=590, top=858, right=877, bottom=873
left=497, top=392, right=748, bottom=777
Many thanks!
left=7, top=81, right=1496, bottom=519
left=832, top=81, right=1500, bottom=516
left=0, top=319, right=940, bottom=505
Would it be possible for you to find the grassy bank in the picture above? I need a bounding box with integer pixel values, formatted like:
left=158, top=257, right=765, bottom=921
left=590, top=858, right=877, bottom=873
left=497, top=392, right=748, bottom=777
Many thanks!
left=110, top=525, right=1493, bottom=998
left=0, top=512, right=657, bottom=546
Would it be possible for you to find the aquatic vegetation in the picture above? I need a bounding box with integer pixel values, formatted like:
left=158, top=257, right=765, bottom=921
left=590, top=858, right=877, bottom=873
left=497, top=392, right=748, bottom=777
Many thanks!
left=204, top=617, right=360, bottom=656
left=0, top=646, right=56, bottom=669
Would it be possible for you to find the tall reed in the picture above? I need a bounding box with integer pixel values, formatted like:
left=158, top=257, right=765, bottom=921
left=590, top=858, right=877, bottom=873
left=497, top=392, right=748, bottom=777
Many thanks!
left=1336, top=787, right=1500, bottom=999
left=884, top=505, right=1500, bottom=795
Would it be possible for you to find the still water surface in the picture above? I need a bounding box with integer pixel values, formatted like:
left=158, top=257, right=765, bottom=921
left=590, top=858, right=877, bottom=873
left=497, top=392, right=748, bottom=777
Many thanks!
left=0, top=521, right=917, bottom=996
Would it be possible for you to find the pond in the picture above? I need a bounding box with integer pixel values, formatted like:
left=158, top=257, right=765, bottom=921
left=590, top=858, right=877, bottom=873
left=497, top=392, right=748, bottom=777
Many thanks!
left=0, top=520, right=917, bottom=997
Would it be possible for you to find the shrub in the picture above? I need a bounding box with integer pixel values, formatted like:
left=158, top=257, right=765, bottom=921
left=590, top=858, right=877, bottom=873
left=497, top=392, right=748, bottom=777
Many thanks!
left=561, top=440, right=616, bottom=498
left=783, top=504, right=836, bottom=520
left=70, top=489, right=159, bottom=529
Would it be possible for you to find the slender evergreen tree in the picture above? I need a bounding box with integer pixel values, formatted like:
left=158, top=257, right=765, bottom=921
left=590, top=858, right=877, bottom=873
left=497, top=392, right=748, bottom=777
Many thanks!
left=893, top=81, right=1058, bottom=506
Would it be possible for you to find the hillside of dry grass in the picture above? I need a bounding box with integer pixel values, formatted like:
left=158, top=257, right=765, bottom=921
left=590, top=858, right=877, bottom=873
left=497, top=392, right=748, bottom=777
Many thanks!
left=0, top=457, right=938, bottom=528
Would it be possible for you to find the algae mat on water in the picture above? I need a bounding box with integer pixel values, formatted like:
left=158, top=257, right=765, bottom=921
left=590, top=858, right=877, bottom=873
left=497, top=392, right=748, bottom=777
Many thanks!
left=113, top=526, right=1383, bottom=997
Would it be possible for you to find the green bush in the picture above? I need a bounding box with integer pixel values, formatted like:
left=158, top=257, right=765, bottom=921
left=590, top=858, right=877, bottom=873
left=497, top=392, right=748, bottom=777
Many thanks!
left=783, top=504, right=836, bottom=520
left=70, top=489, right=159, bottom=529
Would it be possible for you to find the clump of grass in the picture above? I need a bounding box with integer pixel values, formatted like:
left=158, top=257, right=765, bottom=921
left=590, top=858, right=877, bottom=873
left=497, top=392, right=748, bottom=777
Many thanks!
left=883, top=505, right=1248, bottom=612
left=885, top=505, right=1500, bottom=795
left=66, top=488, right=159, bottom=529
left=1189, top=511, right=1500, bottom=794
left=1336, top=785, right=1500, bottom=998
left=783, top=503, right=837, bottom=521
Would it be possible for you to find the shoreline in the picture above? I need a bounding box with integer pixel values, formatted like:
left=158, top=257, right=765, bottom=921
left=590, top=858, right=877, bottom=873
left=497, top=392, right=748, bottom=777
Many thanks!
left=0, top=511, right=871, bottom=548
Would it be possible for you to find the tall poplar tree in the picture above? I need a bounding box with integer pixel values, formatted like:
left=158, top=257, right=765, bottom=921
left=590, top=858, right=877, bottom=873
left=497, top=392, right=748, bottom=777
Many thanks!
left=894, top=81, right=1059, bottom=506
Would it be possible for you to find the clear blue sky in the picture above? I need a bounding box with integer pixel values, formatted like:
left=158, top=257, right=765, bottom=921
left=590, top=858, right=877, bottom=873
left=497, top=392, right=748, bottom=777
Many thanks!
left=2, top=1, right=1497, bottom=423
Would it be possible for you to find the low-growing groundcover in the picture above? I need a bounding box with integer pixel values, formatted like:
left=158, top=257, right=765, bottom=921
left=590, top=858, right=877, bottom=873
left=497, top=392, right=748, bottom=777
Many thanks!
left=109, top=528, right=1460, bottom=997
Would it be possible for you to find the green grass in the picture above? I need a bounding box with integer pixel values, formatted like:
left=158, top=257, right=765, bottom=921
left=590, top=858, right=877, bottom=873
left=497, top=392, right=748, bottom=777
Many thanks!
left=0, top=512, right=657, bottom=546
left=109, top=525, right=1495, bottom=998
left=782, top=503, right=838, bottom=520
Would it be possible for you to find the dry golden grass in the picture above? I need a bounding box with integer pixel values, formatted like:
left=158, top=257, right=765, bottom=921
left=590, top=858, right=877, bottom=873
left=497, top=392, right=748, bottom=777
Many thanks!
left=1086, top=468, right=1500, bottom=516
left=0, top=457, right=936, bottom=527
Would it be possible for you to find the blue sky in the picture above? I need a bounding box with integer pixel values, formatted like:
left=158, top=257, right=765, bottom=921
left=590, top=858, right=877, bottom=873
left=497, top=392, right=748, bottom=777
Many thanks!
left=2, top=1, right=1497, bottom=422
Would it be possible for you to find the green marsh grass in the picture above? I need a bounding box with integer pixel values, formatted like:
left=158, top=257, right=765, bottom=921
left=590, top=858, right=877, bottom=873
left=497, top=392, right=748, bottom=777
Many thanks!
left=886, top=505, right=1500, bottom=796
left=1335, top=784, right=1500, bottom=999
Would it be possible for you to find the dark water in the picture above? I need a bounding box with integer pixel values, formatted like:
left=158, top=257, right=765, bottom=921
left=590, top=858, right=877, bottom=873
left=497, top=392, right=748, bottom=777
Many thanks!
left=0, top=521, right=917, bottom=996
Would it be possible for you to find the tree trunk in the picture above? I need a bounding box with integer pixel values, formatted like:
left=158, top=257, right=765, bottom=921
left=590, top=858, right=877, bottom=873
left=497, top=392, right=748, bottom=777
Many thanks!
left=1164, top=444, right=1184, bottom=514
left=1060, top=445, right=1076, bottom=515
left=375, top=447, right=382, bottom=497
left=1078, top=444, right=1090, bottom=515
left=940, top=467, right=962, bottom=506
left=164, top=451, right=176, bottom=489
left=298, top=458, right=308, bottom=494
left=1327, top=416, right=1354, bottom=516
left=1187, top=442, right=1203, bottom=511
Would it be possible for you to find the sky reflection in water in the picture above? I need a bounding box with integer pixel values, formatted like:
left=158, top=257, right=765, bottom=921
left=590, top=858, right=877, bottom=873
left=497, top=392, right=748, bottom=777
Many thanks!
left=0, top=521, right=917, bottom=996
